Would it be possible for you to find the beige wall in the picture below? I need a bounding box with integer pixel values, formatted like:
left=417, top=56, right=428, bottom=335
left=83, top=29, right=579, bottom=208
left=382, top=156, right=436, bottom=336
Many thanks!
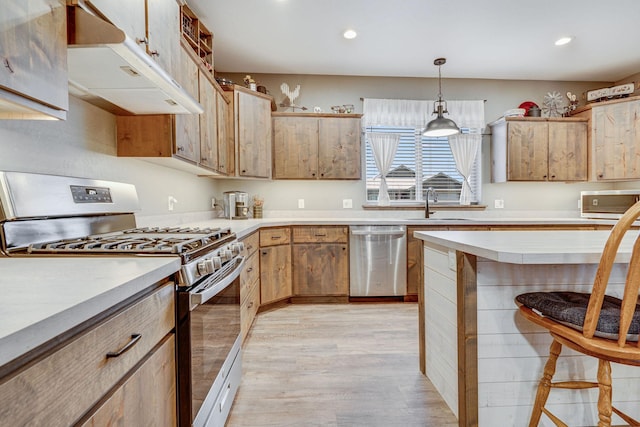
left=2, top=73, right=633, bottom=219
left=217, top=73, right=617, bottom=215
left=0, top=97, right=219, bottom=218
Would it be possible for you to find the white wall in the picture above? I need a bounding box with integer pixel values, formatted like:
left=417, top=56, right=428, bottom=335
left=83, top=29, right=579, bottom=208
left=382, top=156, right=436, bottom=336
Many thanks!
left=0, top=97, right=219, bottom=221
left=217, top=73, right=619, bottom=216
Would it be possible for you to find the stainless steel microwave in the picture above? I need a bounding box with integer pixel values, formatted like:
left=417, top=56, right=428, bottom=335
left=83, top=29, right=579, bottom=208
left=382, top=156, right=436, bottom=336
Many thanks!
left=581, top=190, right=640, bottom=219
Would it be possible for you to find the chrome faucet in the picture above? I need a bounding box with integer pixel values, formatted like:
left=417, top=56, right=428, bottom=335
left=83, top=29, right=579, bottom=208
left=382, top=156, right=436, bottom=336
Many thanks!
left=425, top=187, right=438, bottom=218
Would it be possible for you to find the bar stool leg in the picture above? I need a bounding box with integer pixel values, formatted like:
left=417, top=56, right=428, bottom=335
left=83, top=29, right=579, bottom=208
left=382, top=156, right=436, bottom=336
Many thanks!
left=529, top=339, right=562, bottom=427
left=596, top=359, right=612, bottom=427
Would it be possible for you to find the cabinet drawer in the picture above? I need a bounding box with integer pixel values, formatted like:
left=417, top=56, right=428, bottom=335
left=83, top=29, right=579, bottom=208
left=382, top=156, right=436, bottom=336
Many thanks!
left=241, top=231, right=259, bottom=257
left=240, top=250, right=259, bottom=302
left=241, top=281, right=260, bottom=342
left=260, top=227, right=290, bottom=246
left=292, top=226, right=348, bottom=243
left=0, top=283, right=175, bottom=426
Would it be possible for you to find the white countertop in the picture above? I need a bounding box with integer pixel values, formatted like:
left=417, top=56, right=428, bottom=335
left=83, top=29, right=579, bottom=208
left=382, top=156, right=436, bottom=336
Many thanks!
left=0, top=256, right=180, bottom=367
left=414, top=229, right=638, bottom=264
left=176, top=216, right=616, bottom=240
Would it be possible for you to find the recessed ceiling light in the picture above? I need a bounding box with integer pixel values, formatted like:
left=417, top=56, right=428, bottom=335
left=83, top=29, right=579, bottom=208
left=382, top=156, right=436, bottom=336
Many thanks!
left=555, top=36, right=573, bottom=46
left=343, top=29, right=357, bottom=40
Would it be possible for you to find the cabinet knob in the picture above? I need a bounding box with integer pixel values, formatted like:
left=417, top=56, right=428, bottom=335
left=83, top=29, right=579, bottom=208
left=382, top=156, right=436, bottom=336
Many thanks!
left=201, top=157, right=207, bottom=162
left=550, top=175, right=556, bottom=179
left=177, top=146, right=185, bottom=152
left=136, top=37, right=149, bottom=46
left=149, top=50, right=160, bottom=58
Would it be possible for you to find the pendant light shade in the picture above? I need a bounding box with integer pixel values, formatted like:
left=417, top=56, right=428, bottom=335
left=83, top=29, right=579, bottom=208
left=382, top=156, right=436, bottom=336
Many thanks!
left=423, top=58, right=460, bottom=137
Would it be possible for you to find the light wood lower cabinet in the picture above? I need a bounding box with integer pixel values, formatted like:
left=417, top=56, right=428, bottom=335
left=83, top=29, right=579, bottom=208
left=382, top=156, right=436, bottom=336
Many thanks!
left=292, top=226, right=349, bottom=296
left=259, top=227, right=292, bottom=305
left=81, top=335, right=176, bottom=427
left=240, top=231, right=260, bottom=343
left=0, top=282, right=175, bottom=426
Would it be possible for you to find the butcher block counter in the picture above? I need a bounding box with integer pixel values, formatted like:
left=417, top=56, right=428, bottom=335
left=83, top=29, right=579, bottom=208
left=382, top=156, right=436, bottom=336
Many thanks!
left=414, top=230, right=640, bottom=427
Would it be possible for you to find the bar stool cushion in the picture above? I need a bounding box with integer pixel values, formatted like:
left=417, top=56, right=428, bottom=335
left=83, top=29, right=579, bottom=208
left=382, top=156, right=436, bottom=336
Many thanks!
left=516, top=291, right=640, bottom=342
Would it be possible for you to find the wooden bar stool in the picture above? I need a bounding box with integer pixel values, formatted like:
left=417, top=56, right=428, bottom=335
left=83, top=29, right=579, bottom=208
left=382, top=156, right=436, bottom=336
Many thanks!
left=515, top=200, right=640, bottom=427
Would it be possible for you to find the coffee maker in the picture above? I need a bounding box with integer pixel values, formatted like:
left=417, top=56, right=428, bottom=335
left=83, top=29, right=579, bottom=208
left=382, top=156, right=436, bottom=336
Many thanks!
left=223, top=191, right=249, bottom=220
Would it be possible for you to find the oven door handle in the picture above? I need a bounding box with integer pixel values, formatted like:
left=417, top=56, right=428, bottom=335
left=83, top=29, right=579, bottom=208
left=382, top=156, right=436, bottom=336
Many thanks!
left=189, top=256, right=245, bottom=310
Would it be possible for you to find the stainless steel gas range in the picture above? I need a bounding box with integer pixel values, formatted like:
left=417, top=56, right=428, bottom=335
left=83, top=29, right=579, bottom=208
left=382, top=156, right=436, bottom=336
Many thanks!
left=0, top=171, right=244, bottom=427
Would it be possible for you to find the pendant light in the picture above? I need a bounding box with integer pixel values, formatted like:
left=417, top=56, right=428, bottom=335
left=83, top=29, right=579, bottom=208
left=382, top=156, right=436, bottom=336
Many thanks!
left=422, top=58, right=460, bottom=137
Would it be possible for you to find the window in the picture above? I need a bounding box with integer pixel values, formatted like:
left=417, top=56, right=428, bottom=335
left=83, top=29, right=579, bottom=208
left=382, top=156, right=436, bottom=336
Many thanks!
left=365, top=126, right=481, bottom=204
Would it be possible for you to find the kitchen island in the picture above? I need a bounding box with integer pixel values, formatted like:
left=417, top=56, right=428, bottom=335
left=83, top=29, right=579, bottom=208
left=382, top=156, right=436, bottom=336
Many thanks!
left=414, top=230, right=640, bottom=427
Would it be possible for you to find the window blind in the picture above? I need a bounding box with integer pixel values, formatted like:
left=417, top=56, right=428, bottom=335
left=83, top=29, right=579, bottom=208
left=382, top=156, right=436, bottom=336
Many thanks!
left=365, top=126, right=480, bottom=203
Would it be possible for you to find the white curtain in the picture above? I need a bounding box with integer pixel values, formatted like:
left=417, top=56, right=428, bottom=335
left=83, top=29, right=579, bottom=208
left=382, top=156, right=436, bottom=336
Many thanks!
left=448, top=133, right=481, bottom=205
left=363, top=98, right=485, bottom=204
left=367, top=133, right=400, bottom=206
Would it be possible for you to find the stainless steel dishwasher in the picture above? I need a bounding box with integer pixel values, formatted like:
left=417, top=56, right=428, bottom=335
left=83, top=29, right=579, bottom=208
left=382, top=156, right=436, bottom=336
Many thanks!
left=349, top=225, right=407, bottom=297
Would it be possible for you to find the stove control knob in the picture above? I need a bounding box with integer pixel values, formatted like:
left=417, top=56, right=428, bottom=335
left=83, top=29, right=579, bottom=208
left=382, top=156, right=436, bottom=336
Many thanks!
left=231, top=242, right=245, bottom=255
left=221, top=249, right=233, bottom=261
left=211, top=256, right=222, bottom=270
left=197, top=259, right=215, bottom=276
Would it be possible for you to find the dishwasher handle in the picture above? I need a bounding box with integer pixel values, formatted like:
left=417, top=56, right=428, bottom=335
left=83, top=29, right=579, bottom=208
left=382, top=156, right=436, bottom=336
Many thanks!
left=350, top=229, right=405, bottom=237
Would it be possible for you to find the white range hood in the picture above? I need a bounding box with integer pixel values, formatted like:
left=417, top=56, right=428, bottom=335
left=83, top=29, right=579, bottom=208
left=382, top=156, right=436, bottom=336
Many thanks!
left=67, top=6, right=203, bottom=115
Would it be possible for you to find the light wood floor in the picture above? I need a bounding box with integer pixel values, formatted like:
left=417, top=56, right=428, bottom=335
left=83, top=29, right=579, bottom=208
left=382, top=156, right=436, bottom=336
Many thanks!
left=226, top=303, right=458, bottom=427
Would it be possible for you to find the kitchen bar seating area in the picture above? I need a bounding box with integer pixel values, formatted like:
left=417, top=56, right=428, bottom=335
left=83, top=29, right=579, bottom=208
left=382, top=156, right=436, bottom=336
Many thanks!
left=516, top=201, right=640, bottom=427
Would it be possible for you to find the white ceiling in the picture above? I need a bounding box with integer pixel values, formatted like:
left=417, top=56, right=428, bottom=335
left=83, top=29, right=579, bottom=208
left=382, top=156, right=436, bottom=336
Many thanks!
left=186, top=0, right=640, bottom=83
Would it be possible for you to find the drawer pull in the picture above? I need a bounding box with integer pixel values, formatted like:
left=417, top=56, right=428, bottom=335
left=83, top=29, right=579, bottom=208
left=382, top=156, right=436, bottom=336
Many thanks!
left=271, top=236, right=282, bottom=240
left=314, top=233, right=327, bottom=237
left=248, top=301, right=254, bottom=308
left=246, top=267, right=253, bottom=273
left=106, top=334, right=142, bottom=358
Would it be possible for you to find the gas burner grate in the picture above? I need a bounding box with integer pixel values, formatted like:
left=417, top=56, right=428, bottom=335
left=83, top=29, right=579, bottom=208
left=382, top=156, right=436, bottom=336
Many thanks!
left=124, top=226, right=222, bottom=234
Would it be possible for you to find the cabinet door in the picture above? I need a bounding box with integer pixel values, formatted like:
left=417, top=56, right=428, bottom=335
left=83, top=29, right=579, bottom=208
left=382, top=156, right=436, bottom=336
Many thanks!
left=237, top=91, right=272, bottom=178
left=273, top=116, right=319, bottom=179
left=548, top=121, right=587, bottom=181
left=146, top=0, right=180, bottom=76
left=199, top=72, right=218, bottom=171
left=318, top=117, right=361, bottom=179
left=406, top=227, right=423, bottom=297
left=216, top=91, right=233, bottom=175
left=86, top=0, right=146, bottom=43
left=81, top=335, right=176, bottom=427
left=260, top=245, right=291, bottom=304
left=593, top=101, right=640, bottom=180
left=174, top=46, right=199, bottom=163
left=0, top=0, right=68, bottom=115
left=507, top=121, right=549, bottom=180
left=292, top=244, right=349, bottom=296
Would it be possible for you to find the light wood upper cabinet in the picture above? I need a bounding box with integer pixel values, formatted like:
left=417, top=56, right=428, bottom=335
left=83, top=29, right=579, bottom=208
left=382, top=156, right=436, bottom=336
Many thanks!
left=86, top=0, right=179, bottom=75
left=490, top=117, right=587, bottom=182
left=225, top=85, right=273, bottom=178
left=273, top=116, right=319, bottom=178
left=591, top=98, right=640, bottom=180
left=146, top=0, right=181, bottom=76
left=217, top=90, right=234, bottom=175
left=84, top=0, right=146, bottom=44
left=0, top=0, right=68, bottom=119
left=318, top=116, right=362, bottom=179
left=272, top=113, right=362, bottom=180
left=173, top=44, right=200, bottom=163
left=199, top=72, right=218, bottom=170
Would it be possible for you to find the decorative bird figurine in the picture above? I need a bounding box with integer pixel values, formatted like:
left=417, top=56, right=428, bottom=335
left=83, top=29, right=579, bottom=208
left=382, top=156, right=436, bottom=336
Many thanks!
left=279, top=83, right=307, bottom=111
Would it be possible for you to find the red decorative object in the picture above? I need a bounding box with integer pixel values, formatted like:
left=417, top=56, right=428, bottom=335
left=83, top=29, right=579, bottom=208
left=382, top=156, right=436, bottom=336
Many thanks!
left=518, top=101, right=539, bottom=116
